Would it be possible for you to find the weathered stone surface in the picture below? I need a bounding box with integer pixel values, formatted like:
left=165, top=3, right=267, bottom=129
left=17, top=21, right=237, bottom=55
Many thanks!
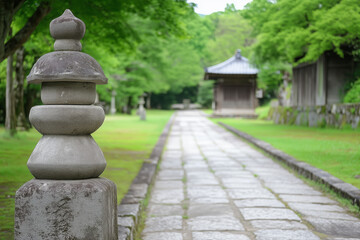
left=27, top=135, right=106, bottom=179
left=150, top=189, right=184, bottom=204
left=188, top=216, right=244, bottom=231
left=118, top=226, right=131, bottom=240
left=141, top=111, right=360, bottom=239
left=234, top=199, right=285, bottom=208
left=143, top=232, right=182, bottom=240
left=157, top=169, right=183, bottom=180
left=15, top=178, right=117, bottom=240
left=188, top=204, right=233, bottom=217
left=118, top=216, right=134, bottom=228
left=254, top=229, right=320, bottom=240
left=250, top=220, right=308, bottom=230
left=118, top=204, right=140, bottom=220
left=187, top=187, right=227, bottom=199
left=187, top=177, right=219, bottom=185
left=132, top=162, right=157, bottom=185
left=27, top=51, right=107, bottom=84
left=298, top=210, right=358, bottom=221
left=147, top=204, right=183, bottom=217
left=305, top=218, right=360, bottom=238
left=192, top=232, right=250, bottom=240
left=50, top=9, right=85, bottom=51
left=154, top=180, right=183, bottom=189
left=279, top=194, right=337, bottom=204
left=267, top=186, right=323, bottom=195
left=288, top=203, right=345, bottom=212
left=220, top=121, right=360, bottom=208
left=41, top=82, right=96, bottom=105
left=30, top=105, right=105, bottom=135
left=143, top=216, right=182, bottom=232
left=240, top=208, right=301, bottom=221
left=229, top=188, right=275, bottom=199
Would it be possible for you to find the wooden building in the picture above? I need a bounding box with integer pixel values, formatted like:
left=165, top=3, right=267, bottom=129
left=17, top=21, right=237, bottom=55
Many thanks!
left=204, top=50, right=258, bottom=117
left=291, top=52, right=355, bottom=107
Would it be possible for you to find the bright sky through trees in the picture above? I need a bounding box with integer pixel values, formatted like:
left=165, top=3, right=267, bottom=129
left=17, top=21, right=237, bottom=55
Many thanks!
left=189, top=0, right=252, bottom=15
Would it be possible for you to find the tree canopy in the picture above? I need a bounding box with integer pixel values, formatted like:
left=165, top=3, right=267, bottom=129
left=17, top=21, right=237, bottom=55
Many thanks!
left=242, top=0, right=360, bottom=98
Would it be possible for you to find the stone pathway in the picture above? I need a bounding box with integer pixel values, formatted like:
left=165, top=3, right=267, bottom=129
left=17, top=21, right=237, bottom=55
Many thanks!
left=142, top=111, right=360, bottom=240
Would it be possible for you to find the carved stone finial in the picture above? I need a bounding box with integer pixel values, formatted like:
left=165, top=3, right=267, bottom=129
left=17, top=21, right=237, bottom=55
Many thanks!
left=50, top=9, right=86, bottom=51
left=235, top=49, right=242, bottom=59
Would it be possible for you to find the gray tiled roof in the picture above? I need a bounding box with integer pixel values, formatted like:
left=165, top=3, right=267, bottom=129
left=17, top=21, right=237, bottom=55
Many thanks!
left=205, top=50, right=258, bottom=75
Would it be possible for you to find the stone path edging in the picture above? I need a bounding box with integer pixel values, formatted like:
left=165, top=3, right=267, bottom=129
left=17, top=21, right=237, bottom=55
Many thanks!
left=117, top=114, right=175, bottom=240
left=218, top=121, right=360, bottom=208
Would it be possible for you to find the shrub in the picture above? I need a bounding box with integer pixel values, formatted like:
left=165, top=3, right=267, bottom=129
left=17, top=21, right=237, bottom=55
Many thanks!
left=344, top=78, right=360, bottom=103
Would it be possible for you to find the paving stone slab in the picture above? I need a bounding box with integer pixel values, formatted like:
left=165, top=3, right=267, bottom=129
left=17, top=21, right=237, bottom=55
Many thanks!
left=305, top=217, right=360, bottom=238
left=266, top=185, right=323, bottom=195
left=157, top=170, right=184, bottom=180
left=187, top=178, right=219, bottom=185
left=254, top=229, right=320, bottom=240
left=190, top=197, right=230, bottom=204
left=118, top=203, right=140, bottom=222
left=160, top=160, right=182, bottom=169
left=234, top=199, right=285, bottom=208
left=118, top=226, right=131, bottom=240
left=240, top=208, right=301, bottom=221
left=154, top=180, right=183, bottom=189
left=143, top=232, right=183, bottom=240
left=188, top=204, right=233, bottom=217
left=222, top=178, right=261, bottom=185
left=147, top=204, right=183, bottom=217
left=288, top=203, right=345, bottom=212
left=223, top=182, right=263, bottom=189
left=187, top=188, right=227, bottom=199
left=279, top=194, right=337, bottom=204
left=117, top=216, right=134, bottom=228
left=250, top=220, right=308, bottom=230
left=143, top=216, right=182, bottom=233
left=229, top=188, right=276, bottom=199
left=188, top=216, right=244, bottom=231
left=297, top=210, right=358, bottom=221
left=192, top=232, right=250, bottom=240
left=150, top=189, right=184, bottom=204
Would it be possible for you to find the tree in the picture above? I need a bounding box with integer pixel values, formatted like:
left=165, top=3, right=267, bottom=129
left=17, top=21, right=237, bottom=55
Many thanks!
left=242, top=0, right=360, bottom=101
left=0, top=0, right=51, bottom=63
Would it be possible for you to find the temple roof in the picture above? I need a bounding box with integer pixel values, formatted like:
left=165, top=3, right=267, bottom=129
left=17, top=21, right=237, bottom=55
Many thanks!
left=204, top=50, right=258, bottom=77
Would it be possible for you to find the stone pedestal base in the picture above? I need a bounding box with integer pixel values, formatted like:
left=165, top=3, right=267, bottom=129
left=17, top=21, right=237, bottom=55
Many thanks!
left=15, top=178, right=118, bottom=240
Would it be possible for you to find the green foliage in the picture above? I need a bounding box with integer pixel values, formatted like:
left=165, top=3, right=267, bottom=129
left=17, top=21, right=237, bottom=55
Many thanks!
left=243, top=0, right=360, bottom=65
left=344, top=78, right=360, bottom=103
left=242, top=0, right=360, bottom=99
left=203, top=10, right=254, bottom=66
left=197, top=80, right=213, bottom=108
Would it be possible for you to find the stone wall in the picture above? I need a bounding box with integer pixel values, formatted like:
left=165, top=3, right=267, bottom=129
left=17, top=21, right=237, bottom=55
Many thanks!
left=268, top=103, right=360, bottom=129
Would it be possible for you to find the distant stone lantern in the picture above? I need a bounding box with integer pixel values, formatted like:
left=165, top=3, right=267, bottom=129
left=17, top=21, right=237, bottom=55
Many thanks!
left=138, top=93, right=146, bottom=121
left=14, top=10, right=117, bottom=239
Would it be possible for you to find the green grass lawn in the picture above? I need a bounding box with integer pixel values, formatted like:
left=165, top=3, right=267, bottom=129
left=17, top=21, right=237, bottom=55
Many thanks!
left=214, top=118, right=360, bottom=190
left=0, top=110, right=173, bottom=239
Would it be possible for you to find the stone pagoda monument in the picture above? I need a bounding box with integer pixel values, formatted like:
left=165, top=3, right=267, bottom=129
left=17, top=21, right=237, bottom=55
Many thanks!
left=14, top=10, right=117, bottom=239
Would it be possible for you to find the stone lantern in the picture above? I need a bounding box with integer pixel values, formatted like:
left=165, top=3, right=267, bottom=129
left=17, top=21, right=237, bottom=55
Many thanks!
left=14, top=10, right=117, bottom=239
left=138, top=94, right=146, bottom=121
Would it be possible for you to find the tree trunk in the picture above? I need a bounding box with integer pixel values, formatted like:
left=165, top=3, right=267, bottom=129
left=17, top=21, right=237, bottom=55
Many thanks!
left=126, top=96, right=132, bottom=115
left=0, top=0, right=50, bottom=63
left=5, top=53, right=16, bottom=136
left=14, top=46, right=29, bottom=130
left=146, top=92, right=151, bottom=109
